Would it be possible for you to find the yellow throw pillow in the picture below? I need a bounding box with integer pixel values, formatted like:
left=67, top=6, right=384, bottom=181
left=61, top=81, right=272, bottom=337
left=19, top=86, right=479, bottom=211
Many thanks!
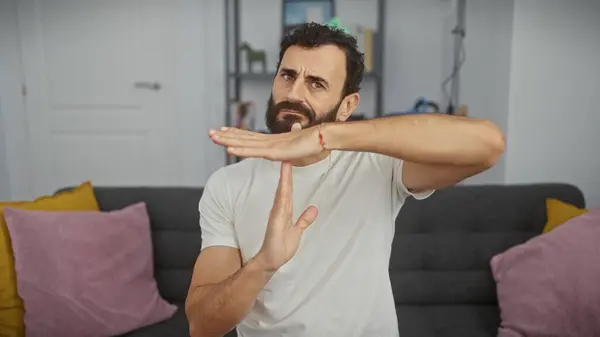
left=543, top=198, right=588, bottom=233
left=0, top=181, right=100, bottom=337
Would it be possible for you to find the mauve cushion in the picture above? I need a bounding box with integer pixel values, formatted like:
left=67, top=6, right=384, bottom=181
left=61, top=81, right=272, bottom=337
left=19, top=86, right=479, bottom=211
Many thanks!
left=3, top=203, right=177, bottom=337
left=490, top=207, right=600, bottom=337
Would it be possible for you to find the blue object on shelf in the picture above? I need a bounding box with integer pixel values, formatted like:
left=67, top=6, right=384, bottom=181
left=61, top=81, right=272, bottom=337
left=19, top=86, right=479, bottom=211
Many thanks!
left=386, top=96, right=438, bottom=116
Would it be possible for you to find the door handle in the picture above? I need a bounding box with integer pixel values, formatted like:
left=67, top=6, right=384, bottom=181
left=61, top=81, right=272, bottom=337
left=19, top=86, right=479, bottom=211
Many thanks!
left=134, top=81, right=161, bottom=90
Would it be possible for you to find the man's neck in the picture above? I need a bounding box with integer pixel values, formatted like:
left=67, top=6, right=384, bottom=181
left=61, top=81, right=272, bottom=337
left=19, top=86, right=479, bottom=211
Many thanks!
left=290, top=150, right=330, bottom=167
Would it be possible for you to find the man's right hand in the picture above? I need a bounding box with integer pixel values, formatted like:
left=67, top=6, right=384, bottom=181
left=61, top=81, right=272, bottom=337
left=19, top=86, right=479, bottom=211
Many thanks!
left=255, top=124, right=319, bottom=272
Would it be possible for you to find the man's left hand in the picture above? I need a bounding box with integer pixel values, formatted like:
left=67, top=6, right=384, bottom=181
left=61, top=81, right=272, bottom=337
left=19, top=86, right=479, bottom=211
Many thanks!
left=208, top=124, right=323, bottom=161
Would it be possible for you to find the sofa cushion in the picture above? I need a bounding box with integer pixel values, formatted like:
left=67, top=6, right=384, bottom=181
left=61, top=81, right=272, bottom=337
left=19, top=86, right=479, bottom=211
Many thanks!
left=3, top=203, right=177, bottom=337
left=491, top=206, right=600, bottom=337
left=543, top=198, right=588, bottom=232
left=0, top=181, right=100, bottom=337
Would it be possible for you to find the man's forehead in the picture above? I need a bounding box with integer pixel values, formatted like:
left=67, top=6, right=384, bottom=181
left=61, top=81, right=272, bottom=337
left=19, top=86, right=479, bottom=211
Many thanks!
left=280, top=45, right=346, bottom=78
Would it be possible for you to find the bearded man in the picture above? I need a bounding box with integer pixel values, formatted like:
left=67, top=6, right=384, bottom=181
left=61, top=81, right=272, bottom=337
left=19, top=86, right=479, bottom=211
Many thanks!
left=185, top=22, right=505, bottom=337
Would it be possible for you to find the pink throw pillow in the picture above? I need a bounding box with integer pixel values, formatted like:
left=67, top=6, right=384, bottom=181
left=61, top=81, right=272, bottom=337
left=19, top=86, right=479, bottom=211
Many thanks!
left=490, top=207, right=600, bottom=337
left=3, top=203, right=177, bottom=337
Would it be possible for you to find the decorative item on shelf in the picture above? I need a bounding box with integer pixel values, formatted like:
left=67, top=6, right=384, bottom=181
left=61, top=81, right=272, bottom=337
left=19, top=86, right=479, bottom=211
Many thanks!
left=282, top=0, right=334, bottom=34
left=362, top=28, right=375, bottom=74
left=385, top=97, right=440, bottom=116
left=325, top=17, right=350, bottom=34
left=239, top=42, right=267, bottom=73
left=455, top=104, right=469, bottom=117
left=352, top=24, right=376, bottom=74
left=235, top=101, right=257, bottom=131
left=413, top=97, right=440, bottom=113
left=444, top=102, right=469, bottom=116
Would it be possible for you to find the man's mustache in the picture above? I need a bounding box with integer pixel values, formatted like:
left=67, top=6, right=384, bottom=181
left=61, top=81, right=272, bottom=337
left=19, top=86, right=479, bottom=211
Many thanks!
left=273, top=101, right=315, bottom=122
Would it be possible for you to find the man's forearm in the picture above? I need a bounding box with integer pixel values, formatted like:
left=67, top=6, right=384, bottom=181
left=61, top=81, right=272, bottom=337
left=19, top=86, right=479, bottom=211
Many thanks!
left=321, top=113, right=505, bottom=166
left=186, top=257, right=275, bottom=337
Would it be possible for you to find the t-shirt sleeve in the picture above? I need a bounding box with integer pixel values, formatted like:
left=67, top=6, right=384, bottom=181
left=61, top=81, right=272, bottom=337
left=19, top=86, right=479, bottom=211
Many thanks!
left=392, top=158, right=435, bottom=201
left=198, top=168, right=239, bottom=250
left=370, top=153, right=435, bottom=202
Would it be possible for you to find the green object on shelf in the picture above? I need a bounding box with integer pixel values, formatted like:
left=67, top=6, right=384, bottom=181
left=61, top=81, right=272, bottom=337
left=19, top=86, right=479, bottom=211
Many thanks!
left=326, top=17, right=351, bottom=35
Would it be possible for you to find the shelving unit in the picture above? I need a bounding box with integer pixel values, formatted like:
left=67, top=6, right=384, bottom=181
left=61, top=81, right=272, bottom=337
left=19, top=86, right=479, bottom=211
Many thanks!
left=223, top=0, right=386, bottom=165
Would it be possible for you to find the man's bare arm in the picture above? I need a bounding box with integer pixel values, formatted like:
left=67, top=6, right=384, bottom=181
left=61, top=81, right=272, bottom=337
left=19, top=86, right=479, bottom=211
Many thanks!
left=185, top=246, right=275, bottom=337
left=321, top=113, right=505, bottom=190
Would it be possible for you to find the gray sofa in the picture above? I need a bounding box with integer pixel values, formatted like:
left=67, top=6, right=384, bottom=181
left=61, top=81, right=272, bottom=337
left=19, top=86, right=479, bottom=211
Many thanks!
left=75, top=183, right=585, bottom=337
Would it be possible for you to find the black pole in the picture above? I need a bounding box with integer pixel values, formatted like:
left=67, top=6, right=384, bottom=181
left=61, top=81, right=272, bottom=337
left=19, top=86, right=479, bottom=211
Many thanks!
left=376, top=0, right=386, bottom=117
left=451, top=0, right=466, bottom=108
left=224, top=0, right=231, bottom=165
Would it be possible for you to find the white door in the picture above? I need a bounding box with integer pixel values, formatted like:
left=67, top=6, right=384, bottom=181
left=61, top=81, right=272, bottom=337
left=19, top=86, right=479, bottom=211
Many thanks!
left=17, top=0, right=183, bottom=196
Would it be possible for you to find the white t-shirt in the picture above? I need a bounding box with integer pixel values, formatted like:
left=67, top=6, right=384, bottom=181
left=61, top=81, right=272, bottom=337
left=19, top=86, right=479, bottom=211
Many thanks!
left=198, top=151, right=433, bottom=337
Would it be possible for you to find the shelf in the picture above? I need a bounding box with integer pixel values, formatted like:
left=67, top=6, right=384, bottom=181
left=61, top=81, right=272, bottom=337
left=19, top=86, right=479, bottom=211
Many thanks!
left=228, top=71, right=380, bottom=81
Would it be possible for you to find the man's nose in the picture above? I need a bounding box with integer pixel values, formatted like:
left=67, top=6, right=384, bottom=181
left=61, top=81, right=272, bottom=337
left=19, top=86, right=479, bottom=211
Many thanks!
left=286, top=78, right=307, bottom=102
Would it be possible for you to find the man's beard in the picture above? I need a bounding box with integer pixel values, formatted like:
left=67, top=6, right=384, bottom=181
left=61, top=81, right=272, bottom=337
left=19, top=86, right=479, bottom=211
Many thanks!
left=265, top=95, right=340, bottom=134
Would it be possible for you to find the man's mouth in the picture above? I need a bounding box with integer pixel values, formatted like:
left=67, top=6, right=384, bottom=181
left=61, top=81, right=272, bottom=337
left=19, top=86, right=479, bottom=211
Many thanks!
left=279, top=109, right=305, bottom=117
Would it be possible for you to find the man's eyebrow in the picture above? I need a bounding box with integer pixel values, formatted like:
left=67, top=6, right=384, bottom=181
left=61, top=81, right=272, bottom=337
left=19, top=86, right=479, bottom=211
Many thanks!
left=280, top=67, right=297, bottom=76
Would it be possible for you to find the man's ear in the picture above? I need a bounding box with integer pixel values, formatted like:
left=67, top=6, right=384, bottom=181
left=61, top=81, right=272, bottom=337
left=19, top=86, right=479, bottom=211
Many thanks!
left=337, top=93, right=360, bottom=122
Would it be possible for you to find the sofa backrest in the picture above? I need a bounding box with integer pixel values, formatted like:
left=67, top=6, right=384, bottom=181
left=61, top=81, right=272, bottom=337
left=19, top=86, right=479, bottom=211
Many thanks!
left=62, top=183, right=585, bottom=312
left=390, top=183, right=585, bottom=308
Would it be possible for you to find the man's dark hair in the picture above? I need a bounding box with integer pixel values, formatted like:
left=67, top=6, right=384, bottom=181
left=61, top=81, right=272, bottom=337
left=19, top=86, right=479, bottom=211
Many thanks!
left=276, top=23, right=365, bottom=97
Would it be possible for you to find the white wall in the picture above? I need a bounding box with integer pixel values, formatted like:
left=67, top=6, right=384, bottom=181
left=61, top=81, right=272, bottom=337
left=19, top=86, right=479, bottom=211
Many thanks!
left=175, top=0, right=225, bottom=187
left=505, top=0, right=600, bottom=208
left=0, top=0, right=32, bottom=201
left=6, top=0, right=597, bottom=205
left=0, top=100, right=11, bottom=200
left=460, top=0, right=514, bottom=185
